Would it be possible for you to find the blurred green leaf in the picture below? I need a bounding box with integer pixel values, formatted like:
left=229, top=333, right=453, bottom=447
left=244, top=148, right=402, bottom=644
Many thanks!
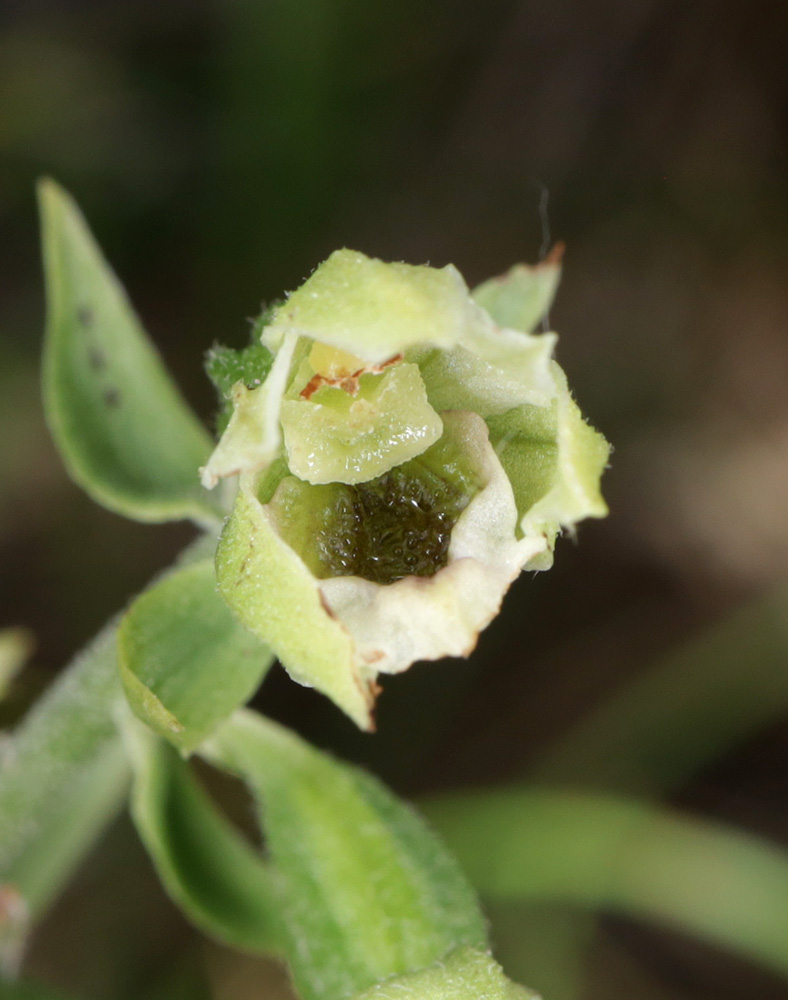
left=530, top=580, right=788, bottom=794
left=203, top=711, right=488, bottom=1000
left=124, top=717, right=282, bottom=955
left=38, top=178, right=220, bottom=525
left=118, top=559, right=274, bottom=753
left=0, top=980, right=81, bottom=1000
left=424, top=788, right=788, bottom=981
left=0, top=628, right=34, bottom=701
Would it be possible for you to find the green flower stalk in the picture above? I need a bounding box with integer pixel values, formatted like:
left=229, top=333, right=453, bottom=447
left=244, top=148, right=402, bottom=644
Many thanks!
left=203, top=249, right=609, bottom=729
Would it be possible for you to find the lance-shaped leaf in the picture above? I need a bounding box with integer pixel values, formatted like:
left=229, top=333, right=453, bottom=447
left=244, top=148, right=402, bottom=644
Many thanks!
left=118, top=559, right=274, bottom=752
left=202, top=711, right=488, bottom=1000
left=122, top=715, right=282, bottom=954
left=39, top=179, right=219, bottom=525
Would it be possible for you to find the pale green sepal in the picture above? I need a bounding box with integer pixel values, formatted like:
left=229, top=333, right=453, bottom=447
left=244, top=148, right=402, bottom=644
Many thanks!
left=280, top=362, right=443, bottom=485
left=413, top=325, right=557, bottom=417
left=201, top=712, right=488, bottom=1000
left=519, top=364, right=609, bottom=539
left=117, top=559, right=274, bottom=753
left=262, top=249, right=471, bottom=364
left=485, top=405, right=560, bottom=539
left=38, top=179, right=219, bottom=526
left=122, top=712, right=283, bottom=955
left=214, top=478, right=373, bottom=729
left=320, top=412, right=548, bottom=676
left=486, top=364, right=608, bottom=562
left=472, top=254, right=562, bottom=334
left=200, top=333, right=298, bottom=488
left=351, top=947, right=538, bottom=1000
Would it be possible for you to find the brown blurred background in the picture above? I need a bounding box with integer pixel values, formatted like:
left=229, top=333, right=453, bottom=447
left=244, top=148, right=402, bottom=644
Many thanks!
left=2, top=1, right=788, bottom=998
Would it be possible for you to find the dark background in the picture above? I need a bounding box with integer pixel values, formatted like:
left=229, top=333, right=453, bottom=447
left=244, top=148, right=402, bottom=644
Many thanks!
left=2, top=2, right=788, bottom=998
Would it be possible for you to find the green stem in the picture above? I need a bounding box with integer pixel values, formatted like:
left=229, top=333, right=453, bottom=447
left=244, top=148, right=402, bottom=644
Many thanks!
left=0, top=621, right=126, bottom=922
left=424, top=788, right=788, bottom=980
left=0, top=535, right=217, bottom=964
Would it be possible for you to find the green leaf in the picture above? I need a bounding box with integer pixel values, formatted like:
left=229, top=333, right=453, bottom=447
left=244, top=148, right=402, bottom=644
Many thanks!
left=202, top=711, right=488, bottom=1000
left=424, top=788, right=788, bottom=981
left=38, top=178, right=219, bottom=525
left=123, top=716, right=282, bottom=954
left=118, top=560, right=274, bottom=753
left=471, top=254, right=562, bottom=334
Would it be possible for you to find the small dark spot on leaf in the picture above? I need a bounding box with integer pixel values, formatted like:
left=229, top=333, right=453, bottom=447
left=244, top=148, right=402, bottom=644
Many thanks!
left=77, top=305, right=94, bottom=328
left=88, top=345, right=106, bottom=372
left=103, top=387, right=121, bottom=408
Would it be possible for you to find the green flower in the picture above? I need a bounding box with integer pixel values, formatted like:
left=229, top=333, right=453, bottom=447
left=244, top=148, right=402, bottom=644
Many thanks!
left=203, top=249, right=609, bottom=729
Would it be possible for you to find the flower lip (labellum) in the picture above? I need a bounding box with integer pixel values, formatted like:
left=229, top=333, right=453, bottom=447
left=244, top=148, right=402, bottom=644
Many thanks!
left=203, top=248, right=609, bottom=729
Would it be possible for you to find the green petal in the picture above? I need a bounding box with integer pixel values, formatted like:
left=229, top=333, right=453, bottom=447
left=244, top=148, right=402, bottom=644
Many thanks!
left=262, top=249, right=471, bottom=364
left=280, top=362, right=443, bottom=485
left=118, top=559, right=274, bottom=752
left=38, top=179, right=218, bottom=525
left=214, top=477, right=372, bottom=729
left=413, top=326, right=556, bottom=417
left=471, top=255, right=562, bottom=333
left=202, top=712, right=488, bottom=1000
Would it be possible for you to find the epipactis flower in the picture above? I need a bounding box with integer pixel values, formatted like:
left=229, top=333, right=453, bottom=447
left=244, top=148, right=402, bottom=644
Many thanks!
left=202, top=249, right=609, bottom=729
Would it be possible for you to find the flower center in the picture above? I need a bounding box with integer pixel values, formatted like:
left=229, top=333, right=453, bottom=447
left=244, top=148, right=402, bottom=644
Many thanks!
left=268, top=437, right=480, bottom=585
left=317, top=466, right=464, bottom=584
